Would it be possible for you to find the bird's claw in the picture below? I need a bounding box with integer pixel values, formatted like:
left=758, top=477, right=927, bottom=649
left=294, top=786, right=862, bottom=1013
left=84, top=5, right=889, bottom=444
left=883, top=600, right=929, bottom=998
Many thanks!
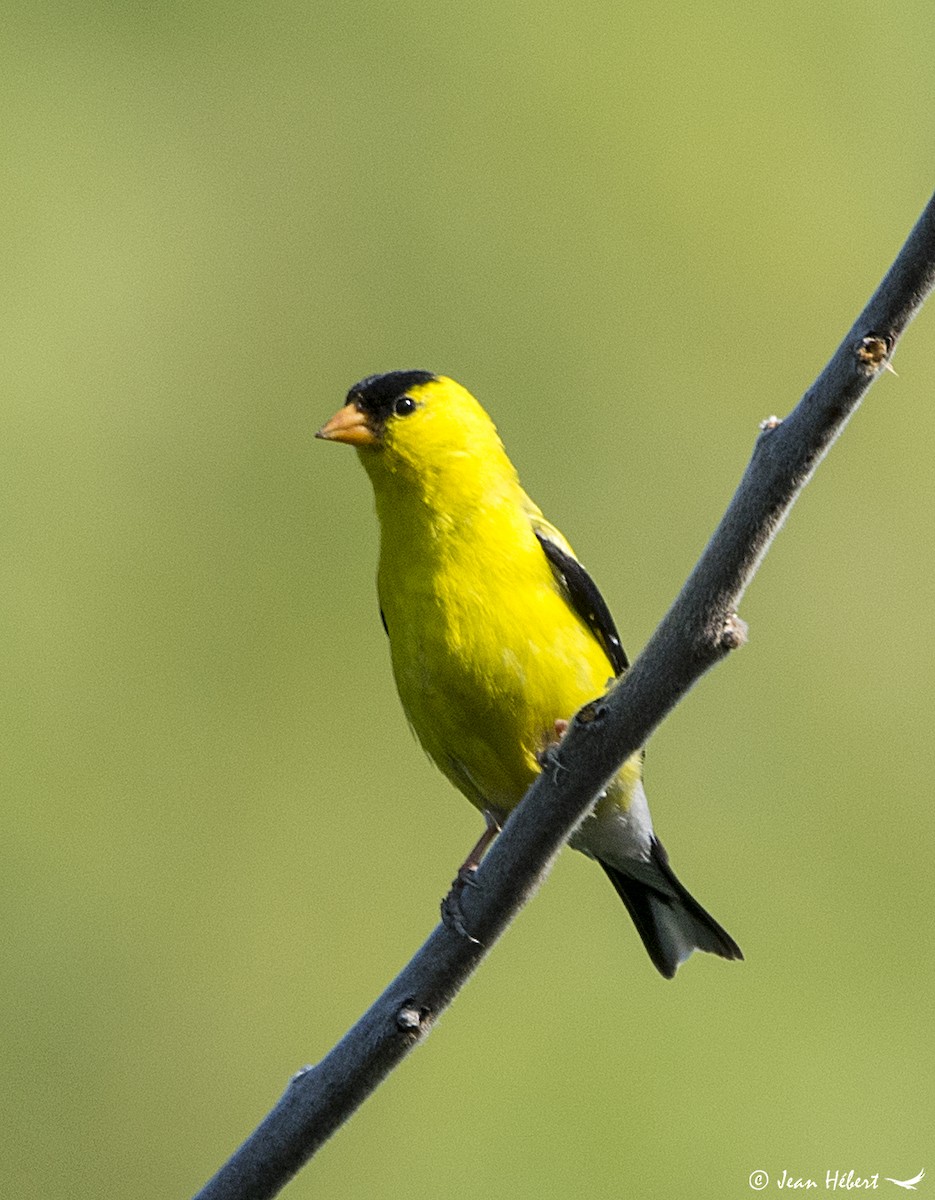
left=441, top=869, right=482, bottom=944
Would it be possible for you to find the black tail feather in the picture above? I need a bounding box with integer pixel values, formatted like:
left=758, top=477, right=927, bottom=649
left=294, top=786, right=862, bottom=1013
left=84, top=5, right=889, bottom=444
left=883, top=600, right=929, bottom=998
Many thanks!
left=600, top=837, right=742, bottom=979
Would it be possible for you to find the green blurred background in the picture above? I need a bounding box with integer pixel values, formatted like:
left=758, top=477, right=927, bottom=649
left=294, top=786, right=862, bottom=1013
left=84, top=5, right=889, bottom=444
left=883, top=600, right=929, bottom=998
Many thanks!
left=3, top=2, right=933, bottom=1196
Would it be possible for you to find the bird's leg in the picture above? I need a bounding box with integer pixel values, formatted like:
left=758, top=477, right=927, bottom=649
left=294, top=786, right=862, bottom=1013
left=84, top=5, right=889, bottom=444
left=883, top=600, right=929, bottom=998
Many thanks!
left=441, top=809, right=502, bottom=943
left=455, top=809, right=502, bottom=883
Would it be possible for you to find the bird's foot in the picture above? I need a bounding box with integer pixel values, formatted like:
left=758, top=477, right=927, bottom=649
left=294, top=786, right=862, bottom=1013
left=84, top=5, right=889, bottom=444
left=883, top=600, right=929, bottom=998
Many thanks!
left=439, top=809, right=502, bottom=945
left=441, top=869, right=481, bottom=944
left=536, top=718, right=570, bottom=768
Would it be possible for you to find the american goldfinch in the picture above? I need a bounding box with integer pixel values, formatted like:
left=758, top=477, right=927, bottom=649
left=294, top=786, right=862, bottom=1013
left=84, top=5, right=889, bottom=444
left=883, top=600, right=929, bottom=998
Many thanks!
left=318, top=371, right=741, bottom=978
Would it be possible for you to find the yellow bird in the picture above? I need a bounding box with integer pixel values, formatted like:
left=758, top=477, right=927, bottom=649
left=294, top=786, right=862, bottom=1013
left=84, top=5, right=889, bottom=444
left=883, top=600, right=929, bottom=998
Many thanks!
left=318, top=371, right=741, bottom=978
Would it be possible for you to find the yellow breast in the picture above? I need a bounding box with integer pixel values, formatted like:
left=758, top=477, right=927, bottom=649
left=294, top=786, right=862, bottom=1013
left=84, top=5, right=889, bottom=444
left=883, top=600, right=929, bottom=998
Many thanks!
left=376, top=486, right=616, bottom=815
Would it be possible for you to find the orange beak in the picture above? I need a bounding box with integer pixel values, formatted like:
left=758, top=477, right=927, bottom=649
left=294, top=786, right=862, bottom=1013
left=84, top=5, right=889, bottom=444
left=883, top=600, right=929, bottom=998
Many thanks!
left=315, top=403, right=378, bottom=447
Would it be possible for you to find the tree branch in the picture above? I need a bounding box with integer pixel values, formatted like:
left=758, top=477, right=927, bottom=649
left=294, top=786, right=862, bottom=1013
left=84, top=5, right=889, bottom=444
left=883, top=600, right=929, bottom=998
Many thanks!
left=192, top=190, right=935, bottom=1200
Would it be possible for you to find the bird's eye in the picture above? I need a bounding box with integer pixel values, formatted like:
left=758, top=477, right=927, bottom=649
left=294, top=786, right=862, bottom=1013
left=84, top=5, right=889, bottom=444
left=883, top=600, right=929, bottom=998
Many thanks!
left=393, top=395, right=417, bottom=417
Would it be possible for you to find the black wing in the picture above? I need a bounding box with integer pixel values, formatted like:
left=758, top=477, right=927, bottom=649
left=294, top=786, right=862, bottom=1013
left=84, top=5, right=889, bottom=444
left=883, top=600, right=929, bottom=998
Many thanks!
left=534, top=529, right=628, bottom=676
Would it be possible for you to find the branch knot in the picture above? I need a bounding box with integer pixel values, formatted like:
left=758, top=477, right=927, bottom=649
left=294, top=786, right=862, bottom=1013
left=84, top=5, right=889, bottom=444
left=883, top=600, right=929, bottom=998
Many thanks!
left=855, top=331, right=895, bottom=376
left=717, top=612, right=748, bottom=651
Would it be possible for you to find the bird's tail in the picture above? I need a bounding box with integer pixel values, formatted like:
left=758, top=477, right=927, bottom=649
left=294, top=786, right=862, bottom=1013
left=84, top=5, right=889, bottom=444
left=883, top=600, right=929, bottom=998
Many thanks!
left=599, top=837, right=742, bottom=979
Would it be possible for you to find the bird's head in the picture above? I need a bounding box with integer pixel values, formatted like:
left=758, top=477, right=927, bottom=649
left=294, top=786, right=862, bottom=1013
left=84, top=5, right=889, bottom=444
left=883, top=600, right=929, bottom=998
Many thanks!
left=317, top=372, right=513, bottom=496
